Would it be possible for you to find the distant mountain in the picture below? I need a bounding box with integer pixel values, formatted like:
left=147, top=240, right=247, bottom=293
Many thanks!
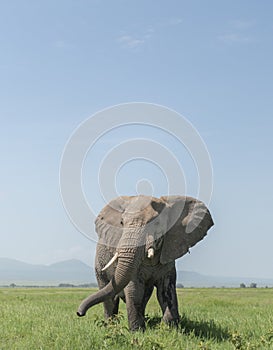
left=0, top=258, right=95, bottom=285
left=176, top=270, right=273, bottom=288
left=0, top=258, right=272, bottom=287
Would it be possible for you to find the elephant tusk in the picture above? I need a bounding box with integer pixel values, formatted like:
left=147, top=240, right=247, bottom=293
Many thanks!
left=147, top=247, right=155, bottom=259
left=101, top=252, right=118, bottom=272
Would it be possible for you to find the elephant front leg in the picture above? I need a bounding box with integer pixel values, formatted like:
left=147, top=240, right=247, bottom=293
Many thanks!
left=124, top=280, right=146, bottom=331
left=156, top=268, right=180, bottom=325
left=96, top=268, right=120, bottom=319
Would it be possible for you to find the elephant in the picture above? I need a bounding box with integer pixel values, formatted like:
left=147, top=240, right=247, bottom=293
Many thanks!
left=77, top=195, right=214, bottom=331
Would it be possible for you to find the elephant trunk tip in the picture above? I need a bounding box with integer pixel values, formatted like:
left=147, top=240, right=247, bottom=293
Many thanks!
left=77, top=310, right=86, bottom=317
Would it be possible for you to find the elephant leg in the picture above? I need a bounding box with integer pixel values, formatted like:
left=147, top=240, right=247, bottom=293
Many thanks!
left=96, top=269, right=119, bottom=319
left=140, top=282, right=154, bottom=316
left=124, top=280, right=146, bottom=331
left=155, top=268, right=179, bottom=325
left=102, top=296, right=120, bottom=318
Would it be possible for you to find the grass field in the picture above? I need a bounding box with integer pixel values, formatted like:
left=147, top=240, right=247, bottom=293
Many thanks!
left=1, top=288, right=273, bottom=349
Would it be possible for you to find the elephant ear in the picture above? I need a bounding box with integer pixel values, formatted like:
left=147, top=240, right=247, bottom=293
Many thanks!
left=95, top=196, right=130, bottom=249
left=159, top=196, right=214, bottom=264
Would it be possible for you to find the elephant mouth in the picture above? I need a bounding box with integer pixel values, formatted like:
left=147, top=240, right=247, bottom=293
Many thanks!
left=102, top=252, right=118, bottom=271
left=101, top=246, right=155, bottom=272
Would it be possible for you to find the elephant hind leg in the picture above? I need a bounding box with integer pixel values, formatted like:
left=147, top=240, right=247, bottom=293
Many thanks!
left=155, top=268, right=179, bottom=325
left=103, top=296, right=120, bottom=319
left=113, top=295, right=120, bottom=314
left=141, top=282, right=154, bottom=316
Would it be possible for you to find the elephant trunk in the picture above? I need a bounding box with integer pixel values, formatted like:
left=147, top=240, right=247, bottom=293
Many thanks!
left=77, top=248, right=143, bottom=317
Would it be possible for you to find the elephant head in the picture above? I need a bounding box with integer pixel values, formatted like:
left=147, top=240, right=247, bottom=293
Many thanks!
left=77, top=195, right=213, bottom=316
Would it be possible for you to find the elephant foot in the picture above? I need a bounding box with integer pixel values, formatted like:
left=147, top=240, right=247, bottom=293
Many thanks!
left=162, top=317, right=179, bottom=327
left=128, top=315, right=146, bottom=332
left=162, top=307, right=180, bottom=326
left=130, top=323, right=145, bottom=332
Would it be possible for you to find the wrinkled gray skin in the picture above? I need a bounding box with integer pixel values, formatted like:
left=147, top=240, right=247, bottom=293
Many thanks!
left=77, top=195, right=214, bottom=331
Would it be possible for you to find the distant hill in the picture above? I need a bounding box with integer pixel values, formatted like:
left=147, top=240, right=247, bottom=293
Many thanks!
left=0, top=258, right=95, bottom=285
left=176, top=270, right=273, bottom=288
left=0, top=258, right=272, bottom=287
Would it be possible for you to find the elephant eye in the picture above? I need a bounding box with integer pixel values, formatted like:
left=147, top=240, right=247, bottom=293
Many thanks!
left=120, top=220, right=123, bottom=225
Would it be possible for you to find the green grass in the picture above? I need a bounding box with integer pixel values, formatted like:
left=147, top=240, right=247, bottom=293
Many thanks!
left=1, top=288, right=273, bottom=349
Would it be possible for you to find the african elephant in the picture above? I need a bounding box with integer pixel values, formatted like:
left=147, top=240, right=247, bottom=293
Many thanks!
left=77, top=195, right=214, bottom=331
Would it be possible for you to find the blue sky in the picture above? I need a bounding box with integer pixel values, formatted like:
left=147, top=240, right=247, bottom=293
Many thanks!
left=1, top=1, right=273, bottom=278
